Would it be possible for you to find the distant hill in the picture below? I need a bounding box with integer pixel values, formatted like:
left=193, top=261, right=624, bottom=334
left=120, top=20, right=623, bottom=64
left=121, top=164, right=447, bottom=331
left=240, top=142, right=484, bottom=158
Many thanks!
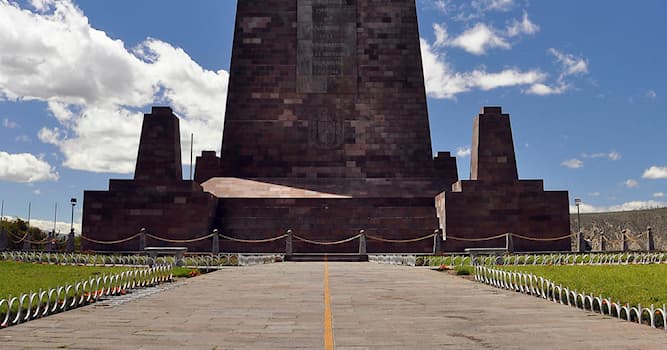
left=570, top=207, right=667, bottom=251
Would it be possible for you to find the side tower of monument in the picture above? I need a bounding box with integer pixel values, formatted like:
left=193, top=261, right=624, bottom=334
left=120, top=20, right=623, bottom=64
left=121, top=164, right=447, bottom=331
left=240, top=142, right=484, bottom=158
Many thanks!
left=435, top=107, right=571, bottom=252
left=82, top=107, right=218, bottom=251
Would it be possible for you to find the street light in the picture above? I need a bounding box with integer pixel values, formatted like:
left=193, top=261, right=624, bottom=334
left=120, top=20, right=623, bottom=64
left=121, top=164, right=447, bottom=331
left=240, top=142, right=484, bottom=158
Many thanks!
left=70, top=198, right=77, bottom=233
left=574, top=198, right=581, bottom=234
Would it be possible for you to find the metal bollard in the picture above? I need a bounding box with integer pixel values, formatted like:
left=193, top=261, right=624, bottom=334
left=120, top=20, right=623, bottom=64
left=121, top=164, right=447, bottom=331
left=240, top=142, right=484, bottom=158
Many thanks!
left=23, top=232, right=30, bottom=252
left=358, top=230, right=367, bottom=255
left=45, top=232, right=52, bottom=252
left=212, top=229, right=220, bottom=254
left=139, top=228, right=147, bottom=251
left=285, top=229, right=293, bottom=256
left=0, top=227, right=6, bottom=251
left=576, top=231, right=586, bottom=253
left=506, top=233, right=514, bottom=253
left=621, top=230, right=628, bottom=252
left=647, top=227, right=654, bottom=251
left=432, top=229, right=442, bottom=255
left=67, top=228, right=75, bottom=252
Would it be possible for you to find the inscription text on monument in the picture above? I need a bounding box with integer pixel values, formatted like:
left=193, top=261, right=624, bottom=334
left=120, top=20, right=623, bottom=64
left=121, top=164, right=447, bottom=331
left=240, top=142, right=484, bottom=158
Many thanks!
left=297, top=0, right=357, bottom=94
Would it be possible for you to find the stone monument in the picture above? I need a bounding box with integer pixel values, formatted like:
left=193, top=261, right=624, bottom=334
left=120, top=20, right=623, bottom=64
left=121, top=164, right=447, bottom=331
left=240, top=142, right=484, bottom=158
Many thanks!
left=82, top=0, right=570, bottom=253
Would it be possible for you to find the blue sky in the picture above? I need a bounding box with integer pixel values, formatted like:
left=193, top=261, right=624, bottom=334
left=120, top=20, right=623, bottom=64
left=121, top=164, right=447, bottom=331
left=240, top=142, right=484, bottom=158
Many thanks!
left=0, top=0, right=665, bottom=233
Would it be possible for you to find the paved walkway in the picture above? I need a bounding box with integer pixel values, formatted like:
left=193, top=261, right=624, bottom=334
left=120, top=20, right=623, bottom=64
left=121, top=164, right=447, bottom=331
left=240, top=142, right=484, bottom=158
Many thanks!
left=1, top=263, right=667, bottom=349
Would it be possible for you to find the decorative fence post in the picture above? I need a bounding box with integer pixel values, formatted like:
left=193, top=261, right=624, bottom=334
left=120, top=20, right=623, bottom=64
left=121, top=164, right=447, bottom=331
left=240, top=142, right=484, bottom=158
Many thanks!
left=505, top=233, right=514, bottom=253
left=0, top=200, right=4, bottom=251
left=212, top=229, right=220, bottom=254
left=433, top=229, right=442, bottom=255
left=23, top=231, right=30, bottom=251
left=647, top=227, right=654, bottom=251
left=285, top=229, right=293, bottom=256
left=576, top=231, right=586, bottom=253
left=621, top=230, right=628, bottom=252
left=66, top=228, right=75, bottom=252
left=45, top=232, right=52, bottom=252
left=599, top=231, right=606, bottom=252
left=139, top=228, right=147, bottom=251
left=0, top=227, right=6, bottom=251
left=358, top=230, right=367, bottom=255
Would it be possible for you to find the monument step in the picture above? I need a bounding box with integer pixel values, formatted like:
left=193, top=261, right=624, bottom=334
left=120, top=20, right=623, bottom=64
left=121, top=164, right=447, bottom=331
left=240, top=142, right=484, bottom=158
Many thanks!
left=285, top=254, right=369, bottom=262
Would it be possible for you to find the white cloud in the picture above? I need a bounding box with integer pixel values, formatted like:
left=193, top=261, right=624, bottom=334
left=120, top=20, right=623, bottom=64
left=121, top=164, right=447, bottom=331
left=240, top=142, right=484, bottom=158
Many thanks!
left=29, top=0, right=55, bottom=12
left=0, top=1, right=228, bottom=174
left=569, top=202, right=599, bottom=213
left=506, top=11, right=539, bottom=37
left=549, top=48, right=588, bottom=77
left=471, top=69, right=545, bottom=90
left=450, top=23, right=510, bottom=55
left=433, top=23, right=449, bottom=48
left=526, top=82, right=568, bottom=96
left=588, top=192, right=601, bottom=197
left=527, top=49, right=589, bottom=96
left=654, top=192, right=665, bottom=198
left=15, top=135, right=31, bottom=142
left=608, top=152, right=622, bottom=161
left=2, top=118, right=18, bottom=128
left=570, top=200, right=667, bottom=213
left=0, top=151, right=59, bottom=183
left=420, top=38, right=545, bottom=99
left=433, top=0, right=449, bottom=14
left=456, top=146, right=471, bottom=157
left=2, top=215, right=80, bottom=234
left=561, top=158, right=583, bottom=169
left=642, top=166, right=667, bottom=179
left=646, top=90, right=657, bottom=99
left=472, top=0, right=514, bottom=12
left=624, top=179, right=639, bottom=188
left=582, top=152, right=622, bottom=161
left=32, top=189, right=41, bottom=195
left=39, top=105, right=142, bottom=173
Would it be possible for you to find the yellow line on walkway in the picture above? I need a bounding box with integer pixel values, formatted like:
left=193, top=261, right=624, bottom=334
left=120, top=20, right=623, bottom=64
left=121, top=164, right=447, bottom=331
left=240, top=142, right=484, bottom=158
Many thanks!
left=323, top=259, right=335, bottom=350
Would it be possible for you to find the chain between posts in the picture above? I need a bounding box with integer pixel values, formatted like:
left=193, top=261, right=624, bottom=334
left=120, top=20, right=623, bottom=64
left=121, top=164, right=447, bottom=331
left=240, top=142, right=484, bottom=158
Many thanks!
left=366, top=233, right=436, bottom=243
left=446, top=233, right=508, bottom=241
left=22, top=229, right=653, bottom=252
left=219, top=234, right=289, bottom=243
left=80, top=232, right=142, bottom=245
left=292, top=234, right=361, bottom=245
left=146, top=233, right=215, bottom=244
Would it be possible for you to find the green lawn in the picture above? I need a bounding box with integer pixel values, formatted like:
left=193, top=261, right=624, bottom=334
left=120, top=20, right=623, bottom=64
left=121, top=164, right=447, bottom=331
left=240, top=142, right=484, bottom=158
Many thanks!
left=0, top=261, right=131, bottom=300
left=498, top=264, right=667, bottom=307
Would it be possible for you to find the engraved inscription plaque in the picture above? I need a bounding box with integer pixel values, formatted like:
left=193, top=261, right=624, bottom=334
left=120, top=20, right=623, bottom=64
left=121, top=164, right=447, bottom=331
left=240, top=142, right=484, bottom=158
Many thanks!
left=297, top=0, right=357, bottom=94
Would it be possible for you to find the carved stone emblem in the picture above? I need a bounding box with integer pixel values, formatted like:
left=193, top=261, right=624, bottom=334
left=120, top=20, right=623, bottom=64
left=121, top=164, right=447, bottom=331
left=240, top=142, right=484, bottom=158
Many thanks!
left=310, top=111, right=343, bottom=149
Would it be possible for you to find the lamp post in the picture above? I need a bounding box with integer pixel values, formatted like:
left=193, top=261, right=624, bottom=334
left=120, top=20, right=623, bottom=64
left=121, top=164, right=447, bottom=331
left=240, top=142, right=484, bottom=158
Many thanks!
left=574, top=198, right=582, bottom=252
left=68, top=198, right=77, bottom=252
left=70, top=198, right=77, bottom=233
left=574, top=198, right=581, bottom=234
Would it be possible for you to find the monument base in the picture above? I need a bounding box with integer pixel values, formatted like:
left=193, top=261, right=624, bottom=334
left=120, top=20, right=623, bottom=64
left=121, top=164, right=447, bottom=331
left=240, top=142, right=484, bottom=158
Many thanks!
left=437, top=180, right=571, bottom=252
left=205, top=177, right=448, bottom=254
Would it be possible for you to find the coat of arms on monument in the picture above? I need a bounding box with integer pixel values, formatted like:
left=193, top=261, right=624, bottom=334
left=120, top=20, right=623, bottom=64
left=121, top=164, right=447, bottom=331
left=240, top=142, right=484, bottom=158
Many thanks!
left=310, top=111, right=343, bottom=149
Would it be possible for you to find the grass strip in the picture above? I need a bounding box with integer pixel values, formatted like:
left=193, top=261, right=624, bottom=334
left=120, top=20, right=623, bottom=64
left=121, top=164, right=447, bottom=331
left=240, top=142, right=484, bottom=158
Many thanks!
left=498, top=264, right=667, bottom=307
left=0, top=261, right=130, bottom=300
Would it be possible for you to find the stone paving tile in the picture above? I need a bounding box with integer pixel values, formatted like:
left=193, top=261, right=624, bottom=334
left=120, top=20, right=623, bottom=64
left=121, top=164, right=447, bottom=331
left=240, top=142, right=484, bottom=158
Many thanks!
left=0, top=263, right=666, bottom=349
